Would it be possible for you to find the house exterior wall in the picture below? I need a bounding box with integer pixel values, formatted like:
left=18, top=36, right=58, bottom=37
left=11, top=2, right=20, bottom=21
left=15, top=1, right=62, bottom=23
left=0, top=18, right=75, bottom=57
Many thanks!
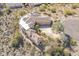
left=31, top=16, right=52, bottom=26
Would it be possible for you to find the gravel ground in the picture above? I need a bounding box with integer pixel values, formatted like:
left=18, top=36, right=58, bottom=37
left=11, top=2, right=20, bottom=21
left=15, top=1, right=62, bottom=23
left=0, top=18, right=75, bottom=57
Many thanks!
left=0, top=14, right=41, bottom=56
left=0, top=3, right=79, bottom=56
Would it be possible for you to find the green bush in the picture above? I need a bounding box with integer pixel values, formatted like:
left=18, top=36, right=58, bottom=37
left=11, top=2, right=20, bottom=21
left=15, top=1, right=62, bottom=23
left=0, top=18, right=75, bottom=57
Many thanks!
left=48, top=7, right=56, bottom=13
left=0, top=28, right=3, bottom=33
left=12, top=9, right=26, bottom=19
left=51, top=47, right=71, bottom=56
left=70, top=39, right=77, bottom=46
left=64, top=9, right=75, bottom=15
left=52, top=20, right=64, bottom=32
left=51, top=46, right=63, bottom=56
left=39, top=7, right=45, bottom=12
left=63, top=48, right=71, bottom=56
left=17, top=10, right=26, bottom=16
left=2, top=8, right=11, bottom=15
left=34, top=23, right=41, bottom=33
left=0, top=10, right=3, bottom=16
left=41, top=32, right=47, bottom=38
left=41, top=4, right=48, bottom=9
left=11, top=32, right=21, bottom=48
left=63, top=34, right=77, bottom=48
left=72, top=4, right=79, bottom=9
left=39, top=4, right=48, bottom=12
left=51, top=8, right=56, bottom=13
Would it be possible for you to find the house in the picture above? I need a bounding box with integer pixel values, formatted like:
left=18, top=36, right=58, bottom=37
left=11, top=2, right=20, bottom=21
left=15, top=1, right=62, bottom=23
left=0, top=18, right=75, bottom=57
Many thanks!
left=5, top=3, right=23, bottom=8
left=19, top=12, right=52, bottom=30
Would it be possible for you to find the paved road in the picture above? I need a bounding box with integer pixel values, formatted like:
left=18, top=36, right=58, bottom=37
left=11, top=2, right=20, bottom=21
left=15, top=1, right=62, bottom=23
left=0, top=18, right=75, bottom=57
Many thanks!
left=63, top=16, right=79, bottom=40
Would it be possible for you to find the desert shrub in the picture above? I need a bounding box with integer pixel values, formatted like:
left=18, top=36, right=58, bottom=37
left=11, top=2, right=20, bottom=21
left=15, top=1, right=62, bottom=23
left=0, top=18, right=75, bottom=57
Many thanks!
left=0, top=10, right=3, bottom=16
left=51, top=46, right=64, bottom=56
left=44, top=46, right=53, bottom=56
left=11, top=32, right=21, bottom=48
left=56, top=38, right=63, bottom=46
left=47, top=36, right=54, bottom=42
left=17, top=10, right=26, bottom=16
left=12, top=10, right=26, bottom=31
left=70, top=39, right=77, bottom=46
left=51, top=46, right=71, bottom=56
left=2, top=7, right=11, bottom=15
left=51, top=8, right=56, bottom=13
left=47, top=7, right=56, bottom=13
left=64, top=9, right=75, bottom=15
left=52, top=20, right=64, bottom=33
left=12, top=9, right=26, bottom=19
left=41, top=4, right=48, bottom=9
left=63, top=34, right=77, bottom=48
left=39, top=4, right=48, bottom=12
left=72, top=4, right=79, bottom=9
left=39, top=7, right=45, bottom=12
left=63, top=48, right=71, bottom=56
left=3, top=3, right=7, bottom=8
left=34, top=23, right=41, bottom=33
left=45, top=44, right=71, bottom=56
left=0, top=28, right=3, bottom=34
left=41, top=32, right=47, bottom=38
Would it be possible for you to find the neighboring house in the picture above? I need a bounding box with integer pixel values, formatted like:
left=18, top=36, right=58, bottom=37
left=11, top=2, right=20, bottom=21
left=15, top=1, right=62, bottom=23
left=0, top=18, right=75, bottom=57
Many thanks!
left=5, top=3, right=23, bottom=8
left=5, top=3, right=42, bottom=9
left=19, top=12, right=52, bottom=30
left=0, top=3, right=42, bottom=9
left=63, top=16, right=79, bottom=40
left=27, top=3, right=42, bottom=7
left=22, top=3, right=42, bottom=7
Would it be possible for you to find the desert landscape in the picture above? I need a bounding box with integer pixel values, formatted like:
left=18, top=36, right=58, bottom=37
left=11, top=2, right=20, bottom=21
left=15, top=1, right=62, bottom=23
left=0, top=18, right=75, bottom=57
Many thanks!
left=0, top=3, right=79, bottom=56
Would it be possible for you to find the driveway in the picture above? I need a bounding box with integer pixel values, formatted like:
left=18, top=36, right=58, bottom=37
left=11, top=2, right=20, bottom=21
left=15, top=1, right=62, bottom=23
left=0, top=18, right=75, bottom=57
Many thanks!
left=63, top=16, right=79, bottom=40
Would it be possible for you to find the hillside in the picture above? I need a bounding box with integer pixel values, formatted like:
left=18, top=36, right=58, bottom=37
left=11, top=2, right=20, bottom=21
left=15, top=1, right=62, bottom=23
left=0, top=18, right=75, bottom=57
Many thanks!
left=0, top=3, right=79, bottom=56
